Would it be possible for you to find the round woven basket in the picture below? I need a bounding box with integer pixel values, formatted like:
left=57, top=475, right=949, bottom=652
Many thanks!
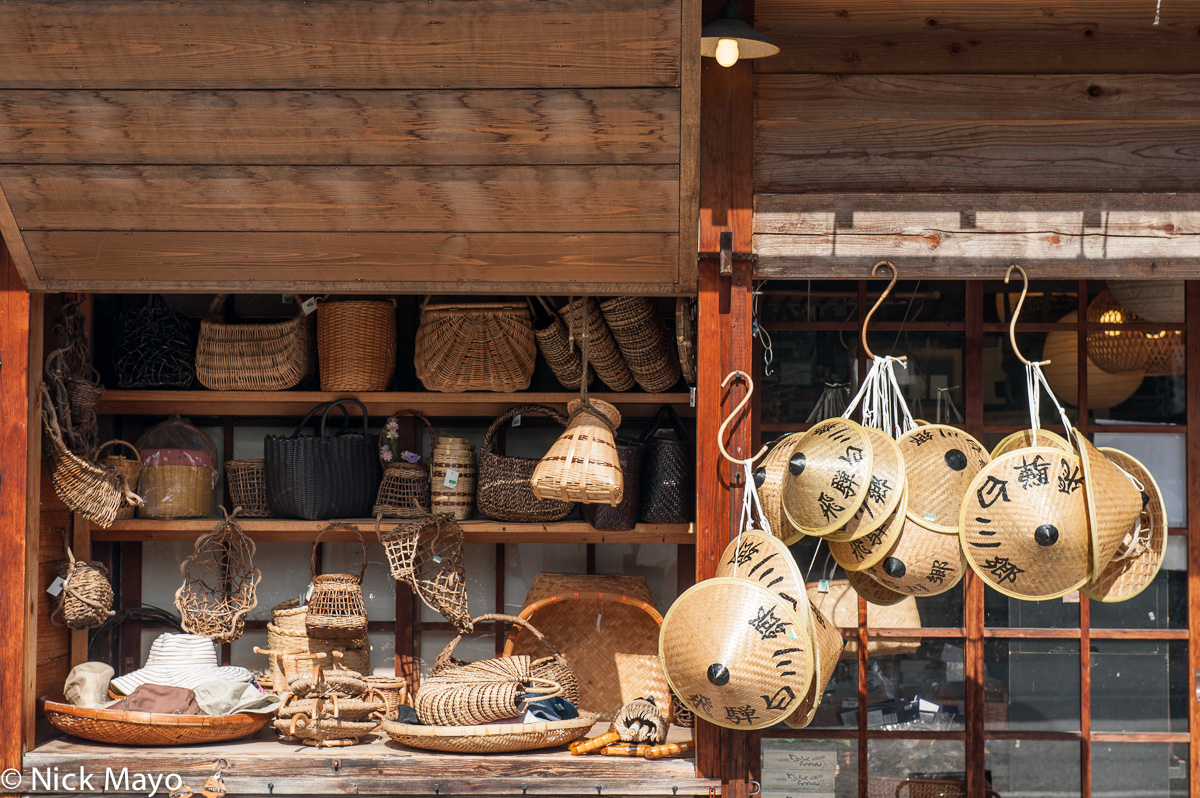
left=226, top=458, right=271, bottom=517
left=530, top=398, right=624, bottom=506
left=275, top=714, right=379, bottom=747
left=827, top=486, right=908, bottom=572
left=374, top=411, right=436, bottom=519
left=41, top=695, right=270, bottom=746
left=782, top=418, right=873, bottom=536
left=306, top=524, right=369, bottom=641
left=897, top=425, right=990, bottom=533
left=1087, top=289, right=1184, bottom=377
left=53, top=549, right=115, bottom=630
left=95, top=440, right=141, bottom=520
left=138, top=462, right=214, bottom=519
left=431, top=437, right=475, bottom=521
left=262, top=598, right=370, bottom=686
left=599, top=296, right=682, bottom=393
left=381, top=712, right=595, bottom=754
left=317, top=298, right=397, bottom=391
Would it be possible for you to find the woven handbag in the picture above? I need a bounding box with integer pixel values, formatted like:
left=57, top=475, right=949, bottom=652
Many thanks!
left=582, top=437, right=643, bottom=531
left=413, top=299, right=536, bottom=392
left=264, top=399, right=381, bottom=520
left=196, top=294, right=313, bottom=391
left=112, top=295, right=196, bottom=389
left=306, top=523, right=369, bottom=641
left=477, top=405, right=574, bottom=523
left=638, top=404, right=691, bottom=523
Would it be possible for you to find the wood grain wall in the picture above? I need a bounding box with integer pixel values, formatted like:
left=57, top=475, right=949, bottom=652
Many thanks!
left=0, top=0, right=699, bottom=293
left=752, top=1, right=1200, bottom=277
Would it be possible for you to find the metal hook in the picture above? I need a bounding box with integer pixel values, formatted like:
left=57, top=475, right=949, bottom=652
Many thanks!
left=860, top=261, right=907, bottom=363
left=717, top=371, right=768, bottom=466
left=1004, top=265, right=1051, bottom=366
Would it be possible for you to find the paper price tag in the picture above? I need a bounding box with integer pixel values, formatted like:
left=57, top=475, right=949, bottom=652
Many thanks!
left=301, top=297, right=319, bottom=316
left=304, top=582, right=314, bottom=602
left=818, top=579, right=830, bottom=594
left=444, top=468, right=460, bottom=488
left=46, top=576, right=65, bottom=597
left=511, top=414, right=522, bottom=427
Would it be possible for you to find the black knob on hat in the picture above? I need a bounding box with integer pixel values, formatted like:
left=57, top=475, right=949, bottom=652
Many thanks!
left=1141, top=491, right=1150, bottom=508
left=753, top=468, right=766, bottom=488
left=707, top=663, right=731, bottom=686
left=1035, top=524, right=1059, bottom=547
left=944, top=449, right=968, bottom=471
left=883, top=557, right=906, bottom=578
left=789, top=453, right=807, bottom=476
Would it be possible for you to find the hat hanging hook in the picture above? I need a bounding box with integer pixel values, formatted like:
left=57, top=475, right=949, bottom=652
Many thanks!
left=861, top=261, right=907, bottom=363
left=717, top=370, right=768, bottom=467
left=1004, top=265, right=1050, bottom=367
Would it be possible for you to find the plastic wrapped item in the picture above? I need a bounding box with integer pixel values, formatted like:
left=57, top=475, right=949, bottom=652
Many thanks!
left=136, top=416, right=217, bottom=518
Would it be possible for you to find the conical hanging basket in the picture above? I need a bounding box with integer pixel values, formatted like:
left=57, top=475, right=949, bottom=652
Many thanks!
left=751, top=433, right=805, bottom=544
left=827, top=486, right=908, bottom=572
left=897, top=424, right=990, bottom=533
left=530, top=398, right=623, bottom=505
left=959, top=447, right=1091, bottom=600
left=1073, top=430, right=1145, bottom=580
left=825, top=428, right=906, bottom=542
left=782, top=419, right=873, bottom=536
left=1086, top=289, right=1184, bottom=377
left=1082, top=448, right=1168, bottom=603
left=862, top=517, right=964, bottom=597
left=784, top=601, right=843, bottom=730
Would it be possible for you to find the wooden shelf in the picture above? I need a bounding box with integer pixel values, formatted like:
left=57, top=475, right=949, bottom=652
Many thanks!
left=90, top=518, right=695, bottom=545
left=97, top=390, right=694, bottom=418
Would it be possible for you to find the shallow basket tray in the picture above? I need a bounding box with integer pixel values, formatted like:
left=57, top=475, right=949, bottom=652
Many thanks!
left=380, top=711, right=596, bottom=754
left=40, top=695, right=271, bottom=746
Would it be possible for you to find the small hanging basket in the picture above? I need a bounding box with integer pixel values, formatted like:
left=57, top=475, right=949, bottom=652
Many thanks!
left=225, top=459, right=271, bottom=518
left=377, top=514, right=471, bottom=633
left=307, top=524, right=369, bottom=641
left=52, top=547, right=115, bottom=631
left=530, top=397, right=624, bottom=506
left=373, top=411, right=435, bottom=519
left=94, top=440, right=142, bottom=520
left=174, top=509, right=262, bottom=643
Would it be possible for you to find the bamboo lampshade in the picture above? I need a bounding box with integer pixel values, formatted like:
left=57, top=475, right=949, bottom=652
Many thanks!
left=1086, top=291, right=1184, bottom=377
left=1042, top=312, right=1144, bottom=408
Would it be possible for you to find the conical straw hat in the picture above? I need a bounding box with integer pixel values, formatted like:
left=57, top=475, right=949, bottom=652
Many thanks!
left=959, top=447, right=1091, bottom=600
left=1082, top=448, right=1167, bottom=603
left=845, top=567, right=909, bottom=607
left=827, top=485, right=908, bottom=572
left=825, top=428, right=906, bottom=542
left=990, top=428, right=1072, bottom=460
left=783, top=601, right=844, bottom=729
left=897, top=425, right=990, bottom=533
left=862, top=517, right=964, bottom=597
left=752, top=433, right=806, bottom=545
left=716, top=531, right=814, bottom=633
left=1072, top=430, right=1144, bottom=579
left=660, top=578, right=811, bottom=730
left=782, top=419, right=872, bottom=536
left=531, top=397, right=623, bottom=505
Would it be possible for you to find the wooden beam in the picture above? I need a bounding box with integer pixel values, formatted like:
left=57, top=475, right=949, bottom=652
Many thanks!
left=0, top=164, right=679, bottom=233
left=754, top=0, right=1200, bottom=75
left=0, top=89, right=681, bottom=166
left=25, top=231, right=681, bottom=294
left=1186, top=280, right=1200, bottom=798
left=0, top=181, right=41, bottom=291
left=0, top=241, right=30, bottom=773
left=22, top=291, right=42, bottom=755
left=0, top=0, right=681, bottom=89
left=676, top=0, right=701, bottom=290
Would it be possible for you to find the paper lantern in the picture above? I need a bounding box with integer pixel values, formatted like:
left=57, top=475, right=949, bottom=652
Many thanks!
left=1042, top=312, right=1143, bottom=408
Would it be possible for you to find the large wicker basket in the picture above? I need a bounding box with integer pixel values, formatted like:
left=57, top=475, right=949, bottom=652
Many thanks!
left=138, top=456, right=215, bottom=519
left=317, top=298, right=397, bottom=391
left=196, top=294, right=313, bottom=391
left=414, top=300, right=536, bottom=392
left=599, top=296, right=681, bottom=393
left=381, top=712, right=595, bottom=754
left=40, top=695, right=271, bottom=746
left=259, top=598, right=370, bottom=686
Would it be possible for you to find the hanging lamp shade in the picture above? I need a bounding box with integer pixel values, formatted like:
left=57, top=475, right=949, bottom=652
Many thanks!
left=1042, top=311, right=1144, bottom=408
left=701, top=0, right=780, bottom=66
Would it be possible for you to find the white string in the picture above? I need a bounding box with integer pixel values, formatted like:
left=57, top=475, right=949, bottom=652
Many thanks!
left=734, top=460, right=771, bottom=563
left=843, top=356, right=917, bottom=440
left=1026, top=362, right=1073, bottom=440
left=1154, top=0, right=1162, bottom=25
left=803, top=538, right=825, bottom=583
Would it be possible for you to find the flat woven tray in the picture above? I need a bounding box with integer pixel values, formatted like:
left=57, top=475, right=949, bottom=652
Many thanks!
left=40, top=695, right=271, bottom=746
left=381, top=711, right=596, bottom=754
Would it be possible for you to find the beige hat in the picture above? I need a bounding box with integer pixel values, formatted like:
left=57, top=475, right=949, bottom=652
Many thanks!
left=990, top=428, right=1072, bottom=460
left=826, top=428, right=906, bottom=542
left=863, top=517, right=964, bottom=597
left=111, top=633, right=253, bottom=695
left=752, top=433, right=806, bottom=545
left=64, top=662, right=116, bottom=708
left=783, top=600, right=844, bottom=730
left=845, top=567, right=909, bottom=606
left=782, top=419, right=873, bottom=536
left=1073, top=430, right=1145, bottom=579
left=827, top=485, right=908, bottom=572
left=897, top=425, right=990, bottom=533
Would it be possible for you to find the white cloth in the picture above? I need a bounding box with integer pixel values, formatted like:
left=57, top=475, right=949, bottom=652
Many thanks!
left=110, top=633, right=253, bottom=695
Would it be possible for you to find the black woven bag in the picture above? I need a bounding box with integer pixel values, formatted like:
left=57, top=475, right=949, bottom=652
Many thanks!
left=583, top=437, right=644, bottom=532
left=477, top=404, right=574, bottom=523
left=638, top=405, right=690, bottom=523
left=264, top=399, right=381, bottom=520
left=112, top=295, right=196, bottom=389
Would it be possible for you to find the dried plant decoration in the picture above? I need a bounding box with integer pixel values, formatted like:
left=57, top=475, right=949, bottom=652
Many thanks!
left=175, top=507, right=262, bottom=643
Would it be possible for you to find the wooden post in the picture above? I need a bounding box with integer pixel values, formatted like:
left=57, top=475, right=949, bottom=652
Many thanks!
left=0, top=241, right=31, bottom=776
left=1186, top=281, right=1200, bottom=798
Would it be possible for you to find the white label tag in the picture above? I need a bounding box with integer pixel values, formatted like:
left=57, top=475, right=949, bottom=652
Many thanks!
left=818, top=579, right=830, bottom=594
left=46, top=576, right=65, bottom=597
left=512, top=414, right=521, bottom=427
left=690, top=387, right=697, bottom=407
left=1062, top=590, right=1080, bottom=604
left=301, top=297, right=318, bottom=315
left=444, top=468, right=459, bottom=488
left=433, top=555, right=443, bottom=564
left=924, top=512, right=937, bottom=522
left=304, top=582, right=314, bottom=602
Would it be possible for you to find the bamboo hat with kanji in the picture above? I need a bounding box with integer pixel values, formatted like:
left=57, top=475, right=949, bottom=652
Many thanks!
left=781, top=418, right=872, bottom=537
left=897, top=424, right=990, bottom=534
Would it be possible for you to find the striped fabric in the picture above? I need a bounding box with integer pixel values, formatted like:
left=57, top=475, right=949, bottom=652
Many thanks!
left=110, top=633, right=253, bottom=695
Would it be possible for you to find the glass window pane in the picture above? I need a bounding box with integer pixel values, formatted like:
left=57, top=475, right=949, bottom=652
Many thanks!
left=984, top=331, right=1079, bottom=428
left=860, top=332, right=963, bottom=425
left=810, top=659, right=860, bottom=730
left=760, top=280, right=860, bottom=324
left=1092, top=743, right=1188, bottom=798
left=761, top=330, right=857, bottom=427
left=1091, top=640, right=1188, bottom=734
left=867, top=740, right=965, bottom=795
left=983, top=280, right=1078, bottom=325
left=986, top=739, right=1081, bottom=798
left=1092, top=432, right=1187, bottom=528
left=985, top=639, right=1081, bottom=732
left=865, top=639, right=966, bottom=731
left=1091, top=569, right=1187, bottom=630
left=868, top=280, right=965, bottom=323
left=985, top=591, right=1080, bottom=629
left=912, top=588, right=963, bottom=629
left=760, top=738, right=858, bottom=798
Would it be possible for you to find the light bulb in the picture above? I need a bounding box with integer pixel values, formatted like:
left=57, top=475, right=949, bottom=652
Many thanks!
left=715, top=38, right=740, bottom=67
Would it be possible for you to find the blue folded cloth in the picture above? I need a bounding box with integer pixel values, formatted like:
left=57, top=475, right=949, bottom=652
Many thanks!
left=523, top=697, right=579, bottom=722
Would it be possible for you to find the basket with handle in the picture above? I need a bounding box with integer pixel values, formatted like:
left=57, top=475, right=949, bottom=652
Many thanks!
left=477, top=405, right=575, bottom=522
left=414, top=299, right=537, bottom=392
left=94, top=440, right=141, bottom=520
left=599, top=296, right=681, bottom=393
left=259, top=599, right=370, bottom=686
left=317, top=297, right=397, bottom=391
left=417, top=613, right=565, bottom=726
left=174, top=508, right=262, bottom=644
left=373, top=410, right=435, bottom=519
left=306, top=523, right=369, bottom=641
left=196, top=294, right=313, bottom=391
left=225, top=458, right=270, bottom=517
left=639, top=404, right=691, bottom=523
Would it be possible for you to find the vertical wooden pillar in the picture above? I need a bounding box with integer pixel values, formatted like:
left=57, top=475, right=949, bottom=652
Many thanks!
left=0, top=242, right=31, bottom=776
left=1186, top=281, right=1200, bottom=798
left=962, top=281, right=986, bottom=798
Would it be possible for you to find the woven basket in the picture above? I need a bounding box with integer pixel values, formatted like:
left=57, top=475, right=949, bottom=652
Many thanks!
left=260, top=599, right=370, bottom=686
left=226, top=458, right=271, bottom=518
left=174, top=510, right=262, bottom=643
left=431, top=437, right=475, bottom=521
left=365, top=676, right=409, bottom=721
left=534, top=297, right=594, bottom=390
left=317, top=298, right=397, bottom=391
left=1087, top=289, right=1184, bottom=377
left=504, top=574, right=670, bottom=720
left=41, top=695, right=271, bottom=746
left=307, top=523, right=369, bottom=641
left=531, top=398, right=624, bottom=505
left=582, top=439, right=643, bottom=531
left=275, top=714, right=379, bottom=747
left=599, top=297, right=681, bottom=393
left=414, top=300, right=536, bottom=392
left=95, top=439, right=141, bottom=520
left=559, top=297, right=634, bottom=391
left=377, top=514, right=471, bottom=632
left=196, top=294, right=313, bottom=391
left=138, top=459, right=214, bottom=519
left=52, top=547, right=115, bottom=631
left=374, top=411, right=435, bottom=519
left=113, top=295, right=196, bottom=389
left=382, top=712, right=595, bottom=754
left=477, top=405, right=574, bottom=523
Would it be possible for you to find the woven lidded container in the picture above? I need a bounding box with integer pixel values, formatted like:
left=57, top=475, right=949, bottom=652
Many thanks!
left=414, top=301, right=536, bottom=392
left=196, top=294, right=313, bottom=391
left=431, top=437, right=475, bottom=521
left=317, top=298, right=397, bottom=391
left=558, top=298, right=634, bottom=391
left=95, top=440, right=141, bottom=520
left=531, top=398, right=624, bottom=506
left=599, top=297, right=681, bottom=393
left=135, top=417, right=217, bottom=519
left=262, top=599, right=370, bottom=686
left=225, top=458, right=270, bottom=517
